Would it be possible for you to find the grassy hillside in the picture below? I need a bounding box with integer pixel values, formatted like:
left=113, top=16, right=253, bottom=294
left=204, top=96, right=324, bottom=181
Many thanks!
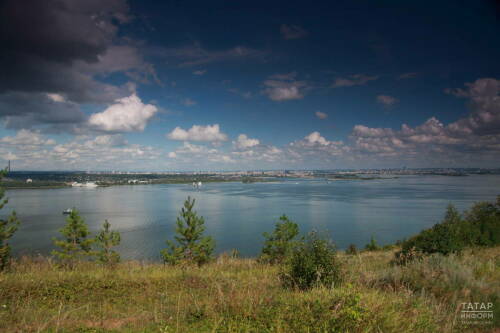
left=0, top=247, right=498, bottom=332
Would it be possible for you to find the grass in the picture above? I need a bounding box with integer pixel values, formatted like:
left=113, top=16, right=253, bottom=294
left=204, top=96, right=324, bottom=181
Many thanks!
left=0, top=247, right=498, bottom=332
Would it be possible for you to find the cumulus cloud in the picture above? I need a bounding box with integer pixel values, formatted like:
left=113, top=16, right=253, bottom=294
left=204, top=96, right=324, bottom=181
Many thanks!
left=88, top=94, right=158, bottom=132
left=0, top=0, right=159, bottom=130
left=0, top=130, right=163, bottom=170
left=280, top=24, right=308, bottom=40
left=263, top=72, right=308, bottom=101
left=168, top=142, right=235, bottom=165
left=167, top=124, right=228, bottom=142
left=349, top=78, right=500, bottom=164
left=0, top=129, right=56, bottom=146
left=332, top=74, right=379, bottom=88
left=376, top=95, right=399, bottom=107
left=233, top=134, right=260, bottom=149
left=0, top=92, right=86, bottom=131
left=315, top=111, right=328, bottom=119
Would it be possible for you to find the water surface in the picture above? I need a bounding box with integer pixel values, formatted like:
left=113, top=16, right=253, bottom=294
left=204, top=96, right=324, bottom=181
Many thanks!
left=5, top=175, right=500, bottom=260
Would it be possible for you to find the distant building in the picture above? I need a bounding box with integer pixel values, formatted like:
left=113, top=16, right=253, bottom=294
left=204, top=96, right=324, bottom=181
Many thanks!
left=26, top=178, right=33, bottom=183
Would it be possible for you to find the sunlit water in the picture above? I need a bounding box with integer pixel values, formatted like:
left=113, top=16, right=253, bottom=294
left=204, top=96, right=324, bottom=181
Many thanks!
left=4, top=175, right=500, bottom=260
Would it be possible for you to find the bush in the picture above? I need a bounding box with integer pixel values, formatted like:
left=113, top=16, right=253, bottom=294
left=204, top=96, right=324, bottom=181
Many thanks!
left=280, top=232, right=342, bottom=290
left=364, top=236, right=380, bottom=251
left=346, top=244, right=358, bottom=255
left=259, top=214, right=299, bottom=264
left=395, top=198, right=500, bottom=265
left=161, top=197, right=215, bottom=266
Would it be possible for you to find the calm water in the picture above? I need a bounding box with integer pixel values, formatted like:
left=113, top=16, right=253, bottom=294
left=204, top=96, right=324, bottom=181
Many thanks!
left=4, top=175, right=500, bottom=260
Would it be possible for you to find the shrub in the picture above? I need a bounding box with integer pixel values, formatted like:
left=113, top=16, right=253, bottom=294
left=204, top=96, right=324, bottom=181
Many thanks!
left=0, top=169, right=20, bottom=271
left=395, top=199, right=500, bottom=265
left=95, top=219, right=121, bottom=265
left=364, top=235, right=380, bottom=251
left=280, top=231, right=342, bottom=290
left=52, top=209, right=94, bottom=266
left=462, top=196, right=500, bottom=246
left=259, top=214, right=299, bottom=264
left=346, top=244, right=358, bottom=255
left=161, top=197, right=215, bottom=266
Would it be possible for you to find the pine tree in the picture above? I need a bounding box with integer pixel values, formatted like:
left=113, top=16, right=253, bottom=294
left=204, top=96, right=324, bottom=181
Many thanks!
left=52, top=209, right=93, bottom=265
left=0, top=169, right=20, bottom=271
left=95, top=220, right=121, bottom=265
left=259, top=214, right=300, bottom=264
left=364, top=235, right=380, bottom=251
left=161, top=197, right=215, bottom=266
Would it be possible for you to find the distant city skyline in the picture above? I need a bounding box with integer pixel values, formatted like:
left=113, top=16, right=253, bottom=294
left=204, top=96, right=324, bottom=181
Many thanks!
left=0, top=1, right=499, bottom=171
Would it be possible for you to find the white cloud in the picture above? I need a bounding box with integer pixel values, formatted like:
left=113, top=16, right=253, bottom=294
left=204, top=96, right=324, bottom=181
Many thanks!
left=280, top=24, right=308, bottom=40
left=376, top=95, right=399, bottom=107
left=315, top=111, right=328, bottom=119
left=263, top=72, right=308, bottom=101
left=0, top=129, right=56, bottom=146
left=305, top=132, right=330, bottom=145
left=167, top=124, right=228, bottom=142
left=233, top=134, right=260, bottom=149
left=88, top=94, right=158, bottom=132
left=46, top=93, right=66, bottom=103
left=332, top=74, right=378, bottom=88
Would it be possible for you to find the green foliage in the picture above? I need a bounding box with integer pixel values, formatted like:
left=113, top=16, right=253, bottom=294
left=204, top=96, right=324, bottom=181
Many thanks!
left=259, top=214, right=299, bottom=264
left=161, top=197, right=215, bottom=266
left=280, top=231, right=342, bottom=290
left=462, top=196, right=500, bottom=246
left=346, top=243, right=358, bottom=255
left=52, top=209, right=94, bottom=265
left=0, top=169, right=20, bottom=271
left=364, top=235, right=381, bottom=251
left=395, top=198, right=500, bottom=265
left=95, top=220, right=121, bottom=265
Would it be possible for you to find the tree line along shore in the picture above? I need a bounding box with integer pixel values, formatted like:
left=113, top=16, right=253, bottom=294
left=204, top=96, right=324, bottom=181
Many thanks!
left=1, top=169, right=499, bottom=332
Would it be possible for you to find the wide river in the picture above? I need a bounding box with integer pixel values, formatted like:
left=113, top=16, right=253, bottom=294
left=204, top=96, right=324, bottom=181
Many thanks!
left=5, top=175, right=500, bottom=260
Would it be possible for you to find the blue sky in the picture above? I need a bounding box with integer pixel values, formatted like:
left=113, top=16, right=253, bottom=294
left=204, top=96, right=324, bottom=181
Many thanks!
left=0, top=0, right=499, bottom=170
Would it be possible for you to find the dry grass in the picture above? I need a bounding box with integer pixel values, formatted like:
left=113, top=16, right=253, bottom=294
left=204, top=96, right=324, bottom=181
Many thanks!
left=0, top=248, right=498, bottom=332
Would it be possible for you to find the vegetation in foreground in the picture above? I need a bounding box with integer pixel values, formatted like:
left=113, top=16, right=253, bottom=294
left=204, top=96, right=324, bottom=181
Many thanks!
left=0, top=247, right=497, bottom=332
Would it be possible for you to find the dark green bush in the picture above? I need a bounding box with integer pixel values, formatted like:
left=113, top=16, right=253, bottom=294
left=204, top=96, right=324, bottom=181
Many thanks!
left=364, top=235, right=380, bottom=251
left=395, top=197, right=500, bottom=265
left=259, top=214, right=299, bottom=264
left=345, top=243, right=358, bottom=255
left=280, top=232, right=342, bottom=290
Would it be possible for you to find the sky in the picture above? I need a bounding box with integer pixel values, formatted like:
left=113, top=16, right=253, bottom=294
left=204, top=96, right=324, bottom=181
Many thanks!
left=0, top=0, right=499, bottom=171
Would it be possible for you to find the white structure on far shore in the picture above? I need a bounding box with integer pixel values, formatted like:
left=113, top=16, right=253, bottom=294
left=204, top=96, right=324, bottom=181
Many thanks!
left=71, top=181, right=98, bottom=188
left=26, top=178, right=33, bottom=183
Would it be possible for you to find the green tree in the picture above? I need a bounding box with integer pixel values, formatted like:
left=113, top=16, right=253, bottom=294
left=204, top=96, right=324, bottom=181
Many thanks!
left=95, top=220, right=121, bottom=265
left=280, top=231, right=342, bottom=290
left=364, top=235, right=380, bottom=251
left=52, top=209, right=93, bottom=265
left=161, top=197, right=215, bottom=266
left=259, top=214, right=300, bottom=264
left=0, top=169, right=20, bottom=271
left=462, top=197, right=500, bottom=246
